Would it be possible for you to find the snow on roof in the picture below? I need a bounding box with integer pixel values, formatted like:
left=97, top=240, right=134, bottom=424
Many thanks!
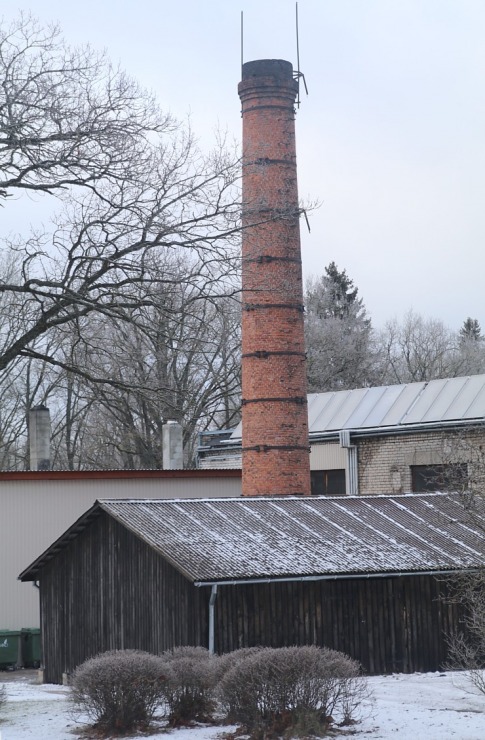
left=20, top=493, right=485, bottom=584
left=226, top=375, right=485, bottom=440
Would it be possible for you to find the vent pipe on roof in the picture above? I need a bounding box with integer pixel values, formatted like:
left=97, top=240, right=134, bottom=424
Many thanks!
left=28, top=405, right=51, bottom=471
left=162, top=420, right=184, bottom=469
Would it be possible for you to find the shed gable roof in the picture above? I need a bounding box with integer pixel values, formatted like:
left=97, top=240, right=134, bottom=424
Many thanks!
left=20, top=494, right=485, bottom=584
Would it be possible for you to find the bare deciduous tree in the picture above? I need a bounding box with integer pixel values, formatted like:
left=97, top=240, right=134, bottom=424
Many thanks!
left=0, top=14, right=244, bottom=470
left=0, top=13, right=241, bottom=378
left=0, top=14, right=163, bottom=201
left=427, top=429, right=485, bottom=695
left=446, top=569, right=485, bottom=696
left=41, top=255, right=241, bottom=469
left=376, top=310, right=485, bottom=384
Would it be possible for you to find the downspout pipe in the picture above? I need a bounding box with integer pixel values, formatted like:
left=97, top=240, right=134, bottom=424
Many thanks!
left=339, top=430, right=358, bottom=496
left=208, top=584, right=218, bottom=654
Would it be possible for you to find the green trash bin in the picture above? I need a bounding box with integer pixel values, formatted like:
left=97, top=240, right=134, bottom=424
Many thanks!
left=21, top=628, right=41, bottom=668
left=0, top=630, right=21, bottom=668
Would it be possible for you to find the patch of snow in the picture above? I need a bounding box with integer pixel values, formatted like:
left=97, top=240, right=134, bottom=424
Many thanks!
left=360, top=672, right=485, bottom=739
left=0, top=670, right=483, bottom=739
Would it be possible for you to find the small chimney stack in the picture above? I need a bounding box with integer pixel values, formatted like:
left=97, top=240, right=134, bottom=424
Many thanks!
left=238, top=59, right=311, bottom=496
left=162, top=420, right=184, bottom=469
left=28, top=405, right=51, bottom=471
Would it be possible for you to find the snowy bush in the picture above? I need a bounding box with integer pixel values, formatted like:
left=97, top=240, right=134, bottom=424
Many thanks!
left=70, top=649, right=168, bottom=735
left=161, top=646, right=220, bottom=725
left=216, top=646, right=265, bottom=682
left=0, top=683, right=6, bottom=712
left=217, top=645, right=367, bottom=737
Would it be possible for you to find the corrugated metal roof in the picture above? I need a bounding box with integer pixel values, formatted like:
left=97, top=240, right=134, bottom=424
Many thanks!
left=310, top=375, right=485, bottom=432
left=227, top=375, right=485, bottom=439
left=21, top=494, right=485, bottom=583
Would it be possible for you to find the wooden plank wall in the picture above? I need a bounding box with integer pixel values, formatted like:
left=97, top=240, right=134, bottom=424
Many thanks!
left=40, top=512, right=207, bottom=683
left=213, top=576, right=461, bottom=674
left=38, top=512, right=462, bottom=682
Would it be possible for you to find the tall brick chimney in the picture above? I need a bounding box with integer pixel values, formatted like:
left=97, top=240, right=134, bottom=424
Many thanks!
left=238, top=59, right=310, bottom=496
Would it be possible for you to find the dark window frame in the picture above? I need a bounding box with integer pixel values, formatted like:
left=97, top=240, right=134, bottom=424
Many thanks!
left=311, top=469, right=346, bottom=496
left=411, top=463, right=468, bottom=493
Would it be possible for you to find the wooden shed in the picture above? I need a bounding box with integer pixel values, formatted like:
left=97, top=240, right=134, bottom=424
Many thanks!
left=20, top=493, right=485, bottom=684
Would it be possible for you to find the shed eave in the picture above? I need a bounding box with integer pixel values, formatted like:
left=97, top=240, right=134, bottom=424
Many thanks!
left=193, top=566, right=477, bottom=588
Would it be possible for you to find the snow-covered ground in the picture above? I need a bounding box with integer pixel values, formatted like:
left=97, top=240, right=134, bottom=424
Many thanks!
left=0, top=670, right=484, bottom=739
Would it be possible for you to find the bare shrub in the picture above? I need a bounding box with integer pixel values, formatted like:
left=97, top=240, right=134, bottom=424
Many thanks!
left=0, top=683, right=6, bottom=712
left=216, top=647, right=265, bottom=681
left=161, top=646, right=219, bottom=725
left=70, top=649, right=167, bottom=735
left=445, top=571, right=485, bottom=695
left=216, top=647, right=266, bottom=720
left=339, top=674, right=372, bottom=726
left=217, top=645, right=367, bottom=737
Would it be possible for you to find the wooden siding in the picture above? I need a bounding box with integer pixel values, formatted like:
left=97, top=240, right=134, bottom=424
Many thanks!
left=40, top=512, right=207, bottom=683
left=212, top=575, right=460, bottom=674
left=38, top=512, right=463, bottom=682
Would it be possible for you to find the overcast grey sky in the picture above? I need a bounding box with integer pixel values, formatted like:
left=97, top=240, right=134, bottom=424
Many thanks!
left=5, top=1, right=485, bottom=328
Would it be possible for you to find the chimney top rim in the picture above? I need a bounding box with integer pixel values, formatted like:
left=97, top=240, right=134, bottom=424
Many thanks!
left=241, top=59, right=293, bottom=81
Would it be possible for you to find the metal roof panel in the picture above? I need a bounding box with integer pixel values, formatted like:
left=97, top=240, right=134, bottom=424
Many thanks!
left=404, top=378, right=459, bottom=424
left=229, top=376, right=485, bottom=440
left=343, top=386, right=388, bottom=428
left=378, top=382, right=427, bottom=426
left=312, top=389, right=368, bottom=430
left=442, top=375, right=485, bottom=421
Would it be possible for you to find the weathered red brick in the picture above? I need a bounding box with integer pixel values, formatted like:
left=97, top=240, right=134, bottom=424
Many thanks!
left=238, top=59, right=310, bottom=496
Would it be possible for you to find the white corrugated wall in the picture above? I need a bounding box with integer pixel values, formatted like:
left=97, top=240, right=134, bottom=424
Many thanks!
left=2, top=476, right=241, bottom=630
left=310, top=443, right=347, bottom=470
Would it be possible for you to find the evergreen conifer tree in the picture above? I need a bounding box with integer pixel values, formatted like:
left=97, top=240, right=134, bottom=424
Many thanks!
left=305, top=263, right=375, bottom=391
left=459, top=318, right=482, bottom=343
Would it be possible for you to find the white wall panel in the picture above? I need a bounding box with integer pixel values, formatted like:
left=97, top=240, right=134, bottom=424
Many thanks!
left=1, top=476, right=241, bottom=629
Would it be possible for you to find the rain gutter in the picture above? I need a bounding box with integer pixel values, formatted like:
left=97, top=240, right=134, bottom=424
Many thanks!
left=200, top=419, right=485, bottom=455
left=309, top=418, right=485, bottom=444
left=195, top=568, right=472, bottom=589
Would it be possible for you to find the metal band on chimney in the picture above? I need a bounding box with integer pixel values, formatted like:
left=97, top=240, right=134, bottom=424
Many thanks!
left=242, top=397, right=307, bottom=405
left=242, top=350, right=306, bottom=359
left=243, top=206, right=301, bottom=218
left=243, top=255, right=302, bottom=265
left=241, top=104, right=296, bottom=114
left=251, top=158, right=295, bottom=166
left=243, top=303, right=304, bottom=312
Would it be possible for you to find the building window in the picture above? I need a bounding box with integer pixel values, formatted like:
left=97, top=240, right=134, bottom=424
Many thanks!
left=411, top=464, right=468, bottom=493
left=311, top=469, right=346, bottom=496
